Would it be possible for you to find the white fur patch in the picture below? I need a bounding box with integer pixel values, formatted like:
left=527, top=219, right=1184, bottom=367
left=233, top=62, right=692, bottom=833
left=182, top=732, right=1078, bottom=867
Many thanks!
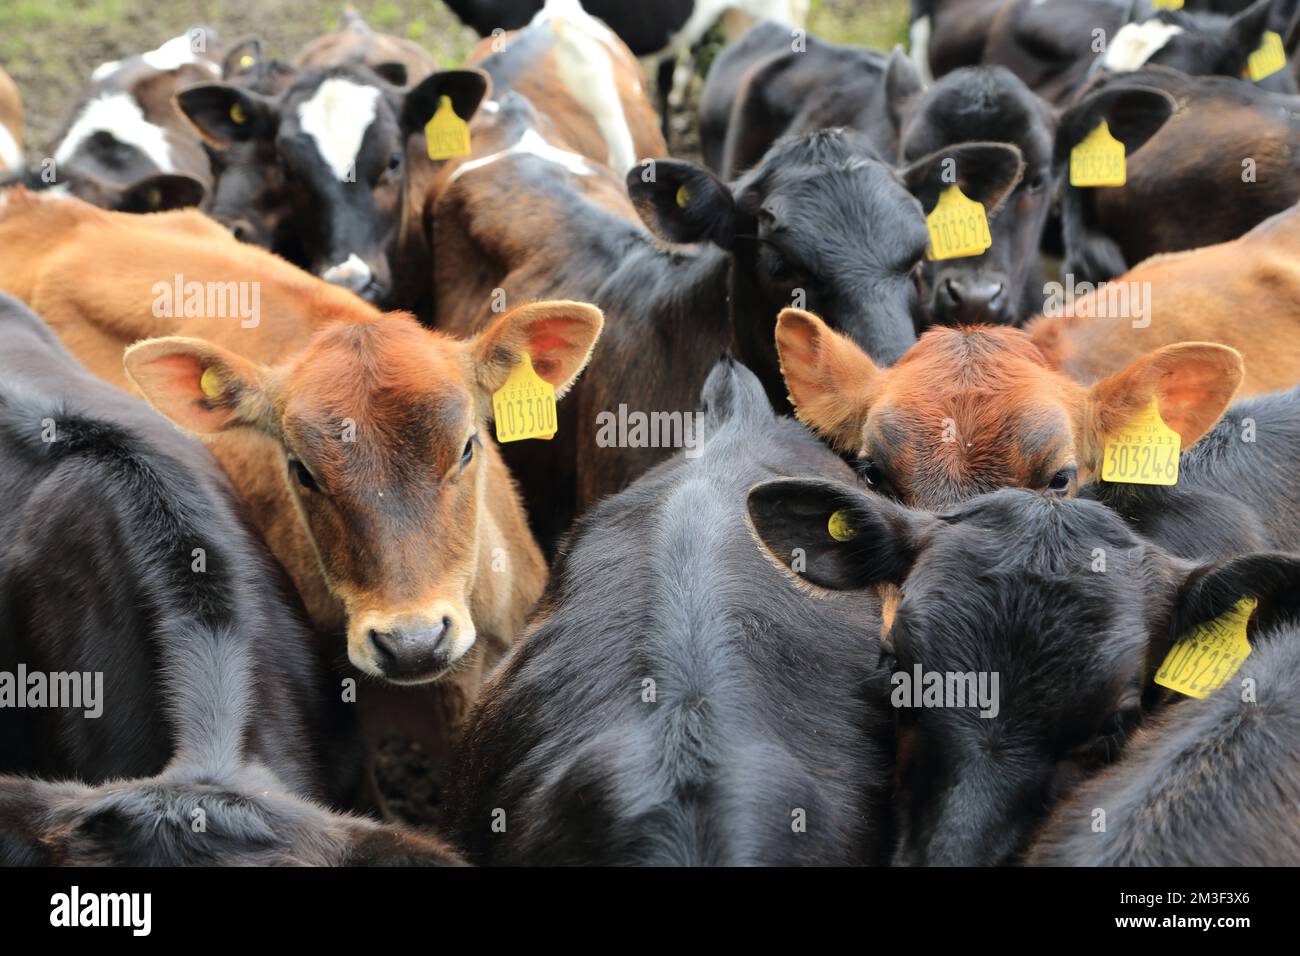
left=54, top=92, right=175, bottom=172
left=450, top=127, right=591, bottom=181
left=297, top=78, right=382, bottom=181
left=91, top=60, right=122, bottom=82
left=1103, top=21, right=1184, bottom=72
left=141, top=32, right=217, bottom=73
left=910, top=15, right=934, bottom=85
left=0, top=121, right=21, bottom=171
left=322, top=253, right=373, bottom=291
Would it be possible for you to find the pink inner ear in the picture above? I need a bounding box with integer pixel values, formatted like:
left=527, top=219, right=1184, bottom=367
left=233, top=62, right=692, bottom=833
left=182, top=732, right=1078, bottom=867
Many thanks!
left=131, top=350, right=232, bottom=433
left=525, top=316, right=586, bottom=383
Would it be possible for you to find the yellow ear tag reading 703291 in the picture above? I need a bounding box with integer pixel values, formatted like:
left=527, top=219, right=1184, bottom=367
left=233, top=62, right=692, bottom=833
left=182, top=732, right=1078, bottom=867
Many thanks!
left=1101, top=397, right=1180, bottom=486
left=1155, top=597, right=1257, bottom=699
left=425, top=95, right=471, bottom=162
left=1248, top=31, right=1287, bottom=82
left=1070, top=120, right=1126, bottom=187
left=492, top=352, right=557, bottom=443
left=925, top=184, right=992, bottom=261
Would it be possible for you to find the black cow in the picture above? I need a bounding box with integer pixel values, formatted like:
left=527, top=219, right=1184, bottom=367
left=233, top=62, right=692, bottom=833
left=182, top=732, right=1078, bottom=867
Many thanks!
left=1027, top=615, right=1300, bottom=865
left=1054, top=66, right=1300, bottom=283
left=176, top=63, right=487, bottom=307
left=908, top=0, right=1013, bottom=81
left=747, top=480, right=1300, bottom=864
left=899, top=66, right=1055, bottom=326
left=0, top=294, right=463, bottom=864
left=447, top=359, right=894, bottom=865
left=698, top=20, right=920, bottom=178
left=1085, top=386, right=1300, bottom=561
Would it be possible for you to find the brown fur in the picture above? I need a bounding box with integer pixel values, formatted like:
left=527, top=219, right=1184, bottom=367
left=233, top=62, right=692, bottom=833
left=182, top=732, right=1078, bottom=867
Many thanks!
left=1028, top=202, right=1300, bottom=394
left=293, top=10, right=437, bottom=84
left=777, top=307, right=1243, bottom=510
left=0, top=189, right=602, bottom=762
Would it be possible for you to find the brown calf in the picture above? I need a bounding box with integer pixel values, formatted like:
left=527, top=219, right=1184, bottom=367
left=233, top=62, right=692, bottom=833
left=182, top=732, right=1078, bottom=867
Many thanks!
left=0, top=66, right=21, bottom=174
left=294, top=8, right=438, bottom=87
left=1028, top=201, right=1300, bottom=394
left=0, top=189, right=602, bottom=759
left=776, top=308, right=1241, bottom=510
left=466, top=3, right=667, bottom=173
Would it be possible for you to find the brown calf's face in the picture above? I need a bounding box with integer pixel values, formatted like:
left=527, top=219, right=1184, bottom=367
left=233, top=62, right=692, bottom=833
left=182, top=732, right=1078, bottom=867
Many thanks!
left=776, top=308, right=1242, bottom=509
left=124, top=300, right=602, bottom=683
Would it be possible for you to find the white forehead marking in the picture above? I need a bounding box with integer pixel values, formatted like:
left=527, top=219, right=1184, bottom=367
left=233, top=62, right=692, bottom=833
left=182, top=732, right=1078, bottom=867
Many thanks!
left=1103, top=21, right=1184, bottom=72
left=450, top=128, right=591, bottom=181
left=297, top=77, right=382, bottom=181
left=0, top=121, right=21, bottom=171
left=54, top=92, right=175, bottom=172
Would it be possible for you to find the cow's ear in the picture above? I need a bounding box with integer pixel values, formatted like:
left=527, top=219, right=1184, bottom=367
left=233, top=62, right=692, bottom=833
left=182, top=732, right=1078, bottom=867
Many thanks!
left=175, top=84, right=277, bottom=145
left=470, top=299, right=604, bottom=398
left=113, top=173, right=207, bottom=213
left=747, top=479, right=929, bottom=591
left=901, top=142, right=1024, bottom=218
left=400, top=69, right=490, bottom=138
left=884, top=45, right=924, bottom=136
left=776, top=308, right=880, bottom=452
left=340, top=820, right=467, bottom=866
left=1172, top=551, right=1300, bottom=647
left=124, top=337, right=275, bottom=435
left=1053, top=85, right=1175, bottom=177
left=372, top=62, right=409, bottom=88
left=221, top=37, right=262, bottom=79
left=1079, top=343, right=1243, bottom=474
left=1224, top=0, right=1275, bottom=70
left=626, top=159, right=736, bottom=249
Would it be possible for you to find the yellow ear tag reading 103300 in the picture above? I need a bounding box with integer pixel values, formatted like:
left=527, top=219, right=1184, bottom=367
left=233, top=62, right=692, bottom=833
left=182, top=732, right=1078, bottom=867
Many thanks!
left=1155, top=597, right=1256, bottom=699
left=1248, top=31, right=1287, bottom=82
left=925, top=185, right=992, bottom=261
left=1070, top=120, right=1126, bottom=187
left=425, top=95, right=471, bottom=161
left=492, top=352, right=557, bottom=443
left=1101, top=397, right=1180, bottom=486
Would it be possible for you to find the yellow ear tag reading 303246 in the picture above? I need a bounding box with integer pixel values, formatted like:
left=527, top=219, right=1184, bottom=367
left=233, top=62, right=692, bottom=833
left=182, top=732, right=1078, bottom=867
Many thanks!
left=425, top=95, right=471, bottom=162
left=492, top=352, right=557, bottom=443
left=1248, top=31, right=1287, bottom=82
left=1101, top=397, right=1180, bottom=486
left=925, top=184, right=992, bottom=261
left=1070, top=120, right=1126, bottom=187
left=1155, top=597, right=1257, bottom=699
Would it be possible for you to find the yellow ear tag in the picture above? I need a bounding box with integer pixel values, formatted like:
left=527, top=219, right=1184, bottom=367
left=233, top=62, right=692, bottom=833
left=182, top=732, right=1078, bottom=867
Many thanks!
left=229, top=102, right=248, bottom=125
left=827, top=509, right=858, bottom=542
left=425, top=95, right=471, bottom=161
left=1151, top=0, right=1184, bottom=9
left=675, top=184, right=690, bottom=208
left=239, top=54, right=256, bottom=69
left=1248, top=31, right=1287, bottom=82
left=925, top=184, right=992, bottom=261
left=199, top=367, right=222, bottom=399
left=1070, top=120, right=1126, bottom=188
left=1155, top=597, right=1256, bottom=699
left=1100, top=397, right=1180, bottom=486
left=146, top=186, right=162, bottom=209
left=492, top=352, right=557, bottom=443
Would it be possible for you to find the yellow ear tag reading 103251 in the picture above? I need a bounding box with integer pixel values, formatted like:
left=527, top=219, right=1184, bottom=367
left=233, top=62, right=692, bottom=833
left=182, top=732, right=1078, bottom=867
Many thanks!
left=925, top=184, right=992, bottom=261
left=1101, top=397, right=1180, bottom=486
left=1155, top=597, right=1257, bottom=699
left=425, top=95, right=471, bottom=162
left=1248, top=31, right=1287, bottom=82
left=492, top=352, right=557, bottom=443
left=1070, top=120, right=1126, bottom=187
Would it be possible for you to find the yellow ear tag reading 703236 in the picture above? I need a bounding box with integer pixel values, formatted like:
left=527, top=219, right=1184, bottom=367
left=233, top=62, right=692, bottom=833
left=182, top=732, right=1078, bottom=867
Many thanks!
left=1101, top=397, right=1180, bottom=486
left=925, top=184, right=992, bottom=261
left=492, top=352, right=557, bottom=443
left=425, top=95, right=471, bottom=162
left=1248, top=31, right=1287, bottom=82
left=1070, top=120, right=1126, bottom=187
left=1155, top=597, right=1257, bottom=699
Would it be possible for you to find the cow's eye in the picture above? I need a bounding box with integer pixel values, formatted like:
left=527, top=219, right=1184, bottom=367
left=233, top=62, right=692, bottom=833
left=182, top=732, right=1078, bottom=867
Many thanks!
left=461, top=434, right=477, bottom=470
left=1046, top=467, right=1076, bottom=495
left=1023, top=173, right=1046, bottom=194
left=387, top=151, right=401, bottom=172
left=856, top=457, right=884, bottom=488
left=289, top=458, right=320, bottom=493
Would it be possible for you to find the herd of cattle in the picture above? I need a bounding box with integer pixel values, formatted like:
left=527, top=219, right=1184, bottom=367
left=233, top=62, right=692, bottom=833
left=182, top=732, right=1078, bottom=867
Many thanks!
left=0, top=0, right=1298, bottom=866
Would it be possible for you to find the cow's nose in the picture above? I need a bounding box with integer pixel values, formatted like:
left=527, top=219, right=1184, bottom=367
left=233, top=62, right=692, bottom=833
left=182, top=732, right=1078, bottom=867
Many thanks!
left=321, top=253, right=373, bottom=293
left=937, top=276, right=1008, bottom=325
left=368, top=617, right=454, bottom=681
left=228, top=219, right=255, bottom=243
